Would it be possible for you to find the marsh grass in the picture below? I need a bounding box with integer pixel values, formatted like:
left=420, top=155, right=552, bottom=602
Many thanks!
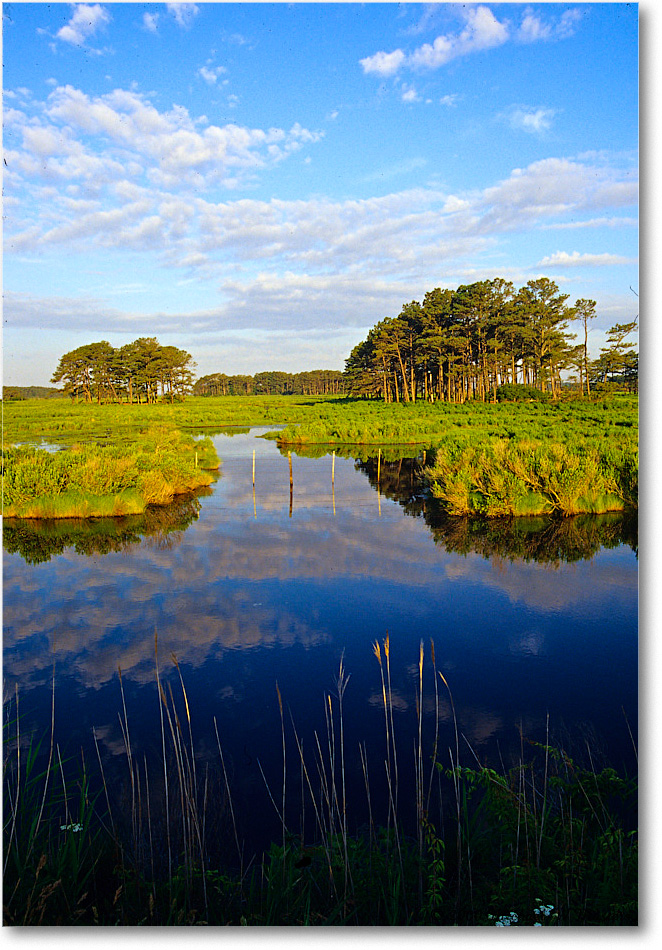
left=2, top=426, right=219, bottom=519
left=426, top=438, right=637, bottom=516
left=4, top=394, right=637, bottom=519
left=3, top=644, right=637, bottom=926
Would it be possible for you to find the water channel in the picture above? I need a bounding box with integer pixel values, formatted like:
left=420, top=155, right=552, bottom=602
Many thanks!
left=3, top=427, right=638, bottom=860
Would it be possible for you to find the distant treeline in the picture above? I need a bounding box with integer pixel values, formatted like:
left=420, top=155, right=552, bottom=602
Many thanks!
left=193, top=369, right=347, bottom=397
left=3, top=386, right=64, bottom=401
left=345, top=277, right=638, bottom=403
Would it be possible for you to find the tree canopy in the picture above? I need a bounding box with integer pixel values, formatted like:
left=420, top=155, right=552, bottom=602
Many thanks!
left=51, top=338, right=195, bottom=404
left=344, top=278, right=638, bottom=402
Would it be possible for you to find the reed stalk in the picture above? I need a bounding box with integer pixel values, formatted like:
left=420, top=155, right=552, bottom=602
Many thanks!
left=276, top=682, right=286, bottom=859
left=335, top=655, right=351, bottom=901
left=92, top=726, right=116, bottom=841
left=289, top=716, right=335, bottom=887
left=26, top=671, right=56, bottom=868
left=3, top=687, right=21, bottom=876
left=213, top=716, right=242, bottom=873
left=117, top=667, right=138, bottom=853
left=426, top=639, right=440, bottom=814
left=154, top=631, right=172, bottom=890
left=143, top=754, right=156, bottom=903
left=416, top=640, right=424, bottom=904
left=2, top=642, right=637, bottom=926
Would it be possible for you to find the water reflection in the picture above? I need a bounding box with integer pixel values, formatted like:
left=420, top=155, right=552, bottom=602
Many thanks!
left=2, top=430, right=638, bottom=852
left=5, top=439, right=636, bottom=569
left=3, top=492, right=209, bottom=564
left=281, top=445, right=638, bottom=564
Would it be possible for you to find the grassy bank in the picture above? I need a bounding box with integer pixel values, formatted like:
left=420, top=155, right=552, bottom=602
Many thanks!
left=268, top=396, right=637, bottom=516
left=2, top=426, right=219, bottom=519
left=3, top=644, right=637, bottom=926
left=3, top=394, right=637, bottom=518
left=1, top=394, right=327, bottom=445
left=2, top=393, right=638, bottom=446
left=266, top=393, right=638, bottom=447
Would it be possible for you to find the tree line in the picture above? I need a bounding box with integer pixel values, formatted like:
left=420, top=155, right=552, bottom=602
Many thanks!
left=51, top=338, right=195, bottom=404
left=344, top=277, right=638, bottom=402
left=193, top=369, right=347, bottom=397
left=46, top=278, right=637, bottom=406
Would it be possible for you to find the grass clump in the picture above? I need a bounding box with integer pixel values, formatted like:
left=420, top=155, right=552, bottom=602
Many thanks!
left=2, top=426, right=219, bottom=519
left=426, top=438, right=637, bottom=517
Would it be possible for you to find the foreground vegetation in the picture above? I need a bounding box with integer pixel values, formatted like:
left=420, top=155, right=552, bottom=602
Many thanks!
left=3, top=644, right=637, bottom=926
left=2, top=426, right=219, bottom=519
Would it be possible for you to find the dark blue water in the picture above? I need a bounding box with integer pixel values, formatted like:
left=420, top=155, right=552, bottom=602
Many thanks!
left=2, top=428, right=638, bottom=859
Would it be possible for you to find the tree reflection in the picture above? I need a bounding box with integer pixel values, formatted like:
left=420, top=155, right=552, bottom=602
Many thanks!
left=354, top=454, right=638, bottom=565
left=3, top=491, right=208, bottom=564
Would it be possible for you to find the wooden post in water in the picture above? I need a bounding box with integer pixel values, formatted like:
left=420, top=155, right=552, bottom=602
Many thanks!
left=288, top=451, right=293, bottom=517
left=377, top=448, right=382, bottom=517
left=332, top=451, right=336, bottom=516
left=252, top=449, right=257, bottom=518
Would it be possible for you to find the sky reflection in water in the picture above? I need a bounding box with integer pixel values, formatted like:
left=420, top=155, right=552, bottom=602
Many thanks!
left=3, top=428, right=638, bottom=850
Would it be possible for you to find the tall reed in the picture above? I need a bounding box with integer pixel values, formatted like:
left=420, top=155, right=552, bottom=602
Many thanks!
left=4, top=644, right=637, bottom=926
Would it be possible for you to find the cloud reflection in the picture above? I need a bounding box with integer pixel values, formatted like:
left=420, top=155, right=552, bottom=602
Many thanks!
left=3, top=436, right=637, bottom=702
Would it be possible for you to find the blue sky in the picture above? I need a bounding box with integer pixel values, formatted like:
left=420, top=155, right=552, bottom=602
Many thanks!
left=2, top=2, right=639, bottom=386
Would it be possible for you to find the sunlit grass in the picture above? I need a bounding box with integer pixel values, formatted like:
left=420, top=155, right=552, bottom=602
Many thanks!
left=3, top=394, right=638, bottom=518
left=2, top=426, right=219, bottom=519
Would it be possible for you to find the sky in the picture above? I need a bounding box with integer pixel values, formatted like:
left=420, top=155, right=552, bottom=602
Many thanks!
left=2, top=1, right=640, bottom=387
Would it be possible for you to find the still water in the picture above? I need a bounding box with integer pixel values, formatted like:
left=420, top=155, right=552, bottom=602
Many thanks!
left=3, top=428, right=638, bottom=857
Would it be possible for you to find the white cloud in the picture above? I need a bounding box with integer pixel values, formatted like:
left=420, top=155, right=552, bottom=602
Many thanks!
left=361, top=6, right=508, bottom=77
left=473, top=158, right=637, bottom=235
left=548, top=216, right=638, bottom=230
left=31, top=85, right=322, bottom=189
left=4, top=83, right=637, bottom=324
left=56, top=4, right=110, bottom=46
left=410, top=5, right=509, bottom=69
left=143, top=12, right=159, bottom=34
left=440, top=94, right=460, bottom=107
left=198, top=65, right=227, bottom=85
left=538, top=251, right=637, bottom=268
left=517, top=10, right=552, bottom=43
left=362, top=5, right=581, bottom=81
left=359, top=49, right=406, bottom=77
left=166, top=3, right=199, bottom=30
left=507, top=5, right=581, bottom=45
left=506, top=106, right=557, bottom=135
left=401, top=85, right=420, bottom=104
left=556, top=9, right=583, bottom=40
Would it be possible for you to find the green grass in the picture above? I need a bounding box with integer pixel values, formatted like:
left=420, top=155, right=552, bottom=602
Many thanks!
left=1, top=395, right=335, bottom=445
left=2, top=426, right=219, bottom=519
left=3, top=394, right=638, bottom=518
left=3, top=644, right=637, bottom=926
left=425, top=437, right=637, bottom=516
